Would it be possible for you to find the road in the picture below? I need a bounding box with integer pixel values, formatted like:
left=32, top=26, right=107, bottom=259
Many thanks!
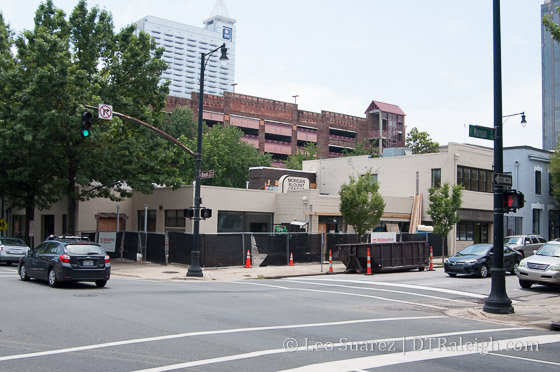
left=1, top=264, right=559, bottom=371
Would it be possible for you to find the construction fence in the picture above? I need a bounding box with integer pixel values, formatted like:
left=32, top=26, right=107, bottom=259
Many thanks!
left=98, top=231, right=445, bottom=268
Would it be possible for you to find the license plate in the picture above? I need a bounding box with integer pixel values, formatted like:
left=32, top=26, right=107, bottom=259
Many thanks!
left=83, top=260, right=94, bottom=266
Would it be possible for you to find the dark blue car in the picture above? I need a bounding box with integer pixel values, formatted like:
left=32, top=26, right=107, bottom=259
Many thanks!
left=18, top=237, right=110, bottom=287
left=444, top=243, right=521, bottom=278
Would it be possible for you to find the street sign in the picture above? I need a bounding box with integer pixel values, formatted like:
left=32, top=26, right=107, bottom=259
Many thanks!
left=494, top=173, right=513, bottom=187
left=0, top=218, right=7, bottom=231
left=469, top=125, right=495, bottom=141
left=98, top=104, right=113, bottom=120
left=200, top=170, right=214, bottom=179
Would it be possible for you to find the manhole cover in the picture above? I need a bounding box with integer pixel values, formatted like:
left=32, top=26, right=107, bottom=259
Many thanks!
left=162, top=271, right=180, bottom=274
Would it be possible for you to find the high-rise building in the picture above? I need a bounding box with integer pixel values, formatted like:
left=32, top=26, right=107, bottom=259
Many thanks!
left=135, top=0, right=236, bottom=98
left=542, top=0, right=560, bottom=150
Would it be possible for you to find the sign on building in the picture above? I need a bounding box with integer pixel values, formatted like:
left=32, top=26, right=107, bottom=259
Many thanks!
left=98, top=232, right=117, bottom=252
left=279, top=175, right=310, bottom=193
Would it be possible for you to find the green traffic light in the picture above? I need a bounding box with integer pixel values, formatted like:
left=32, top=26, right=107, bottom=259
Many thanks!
left=82, top=129, right=90, bottom=137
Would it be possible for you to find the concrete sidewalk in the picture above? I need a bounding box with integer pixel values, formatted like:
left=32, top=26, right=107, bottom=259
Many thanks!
left=109, top=259, right=560, bottom=332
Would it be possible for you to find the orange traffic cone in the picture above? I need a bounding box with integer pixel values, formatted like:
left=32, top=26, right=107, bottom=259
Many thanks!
left=326, top=249, right=335, bottom=275
left=245, top=249, right=251, bottom=268
left=428, top=246, right=435, bottom=271
left=289, top=252, right=294, bottom=266
left=365, top=247, right=373, bottom=275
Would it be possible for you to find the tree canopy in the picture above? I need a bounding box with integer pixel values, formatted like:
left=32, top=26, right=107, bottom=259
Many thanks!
left=405, top=127, right=440, bottom=154
left=0, top=0, right=179, bottom=236
left=285, top=142, right=319, bottom=170
left=426, top=182, right=463, bottom=258
left=543, top=6, right=560, bottom=42
left=338, top=170, right=385, bottom=240
left=342, top=139, right=380, bottom=158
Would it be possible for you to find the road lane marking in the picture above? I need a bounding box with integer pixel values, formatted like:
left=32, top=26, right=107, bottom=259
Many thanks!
left=0, top=316, right=444, bottom=362
left=131, top=327, right=530, bottom=372
left=278, top=334, right=560, bottom=371
left=285, top=279, right=476, bottom=305
left=488, top=352, right=560, bottom=366
left=239, top=282, right=449, bottom=310
left=290, top=278, right=488, bottom=299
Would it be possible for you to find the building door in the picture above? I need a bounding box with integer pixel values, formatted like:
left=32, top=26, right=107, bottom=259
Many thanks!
left=42, top=214, right=54, bottom=240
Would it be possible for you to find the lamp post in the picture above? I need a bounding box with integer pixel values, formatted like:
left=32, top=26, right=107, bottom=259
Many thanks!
left=187, top=43, right=228, bottom=277
left=503, top=112, right=527, bottom=127
left=483, top=0, right=514, bottom=314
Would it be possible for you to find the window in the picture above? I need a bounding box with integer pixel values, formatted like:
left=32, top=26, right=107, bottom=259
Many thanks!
left=535, top=170, right=542, bottom=195
left=456, top=222, right=489, bottom=243
left=533, top=209, right=542, bottom=235
left=165, top=210, right=185, bottom=228
left=457, top=166, right=493, bottom=193
left=431, top=169, right=441, bottom=188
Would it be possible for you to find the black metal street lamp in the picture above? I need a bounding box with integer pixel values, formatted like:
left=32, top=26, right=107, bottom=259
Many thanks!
left=187, top=43, right=228, bottom=277
left=503, top=111, right=527, bottom=127
left=483, top=0, right=514, bottom=314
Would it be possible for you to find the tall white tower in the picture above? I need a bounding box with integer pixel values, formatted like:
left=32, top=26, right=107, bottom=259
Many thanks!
left=135, top=0, right=236, bottom=98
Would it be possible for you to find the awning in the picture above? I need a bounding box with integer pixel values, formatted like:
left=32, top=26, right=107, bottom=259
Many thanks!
left=290, top=221, right=309, bottom=227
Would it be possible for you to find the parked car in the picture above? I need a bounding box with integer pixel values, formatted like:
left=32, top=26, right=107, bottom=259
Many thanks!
left=18, top=236, right=110, bottom=287
left=0, top=237, right=30, bottom=265
left=503, top=234, right=546, bottom=258
left=517, top=241, right=560, bottom=289
left=444, top=243, right=521, bottom=278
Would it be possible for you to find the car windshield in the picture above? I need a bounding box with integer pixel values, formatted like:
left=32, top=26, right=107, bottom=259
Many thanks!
left=504, top=237, right=523, bottom=245
left=65, top=244, right=105, bottom=255
left=535, top=244, right=560, bottom=257
left=457, top=244, right=491, bottom=256
left=0, top=238, right=26, bottom=246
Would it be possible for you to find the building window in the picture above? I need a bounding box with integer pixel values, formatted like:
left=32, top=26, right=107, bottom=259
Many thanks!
left=505, top=216, right=523, bottom=236
left=533, top=209, right=542, bottom=235
left=138, top=210, right=157, bottom=232
left=535, top=170, right=542, bottom=195
left=456, top=221, right=489, bottom=243
left=550, top=173, right=554, bottom=196
left=431, top=169, right=441, bottom=188
left=165, top=210, right=185, bottom=228
left=457, top=166, right=492, bottom=192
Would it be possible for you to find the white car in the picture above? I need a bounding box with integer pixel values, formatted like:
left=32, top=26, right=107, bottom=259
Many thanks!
left=0, top=237, right=30, bottom=265
left=517, top=241, right=560, bottom=289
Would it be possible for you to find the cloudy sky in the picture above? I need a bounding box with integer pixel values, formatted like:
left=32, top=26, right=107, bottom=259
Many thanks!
left=0, top=0, right=546, bottom=148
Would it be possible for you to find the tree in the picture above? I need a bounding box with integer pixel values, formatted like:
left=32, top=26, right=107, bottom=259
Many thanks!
left=543, top=6, right=560, bottom=42
left=549, top=146, right=560, bottom=203
left=285, top=142, right=319, bottom=170
left=426, top=182, right=463, bottom=259
left=405, top=127, right=440, bottom=154
left=339, top=170, right=385, bottom=241
left=179, top=125, right=272, bottom=188
left=0, top=1, right=177, bottom=236
left=342, top=139, right=380, bottom=158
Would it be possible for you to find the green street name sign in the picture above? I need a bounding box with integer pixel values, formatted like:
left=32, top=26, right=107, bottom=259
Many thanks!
left=469, top=125, right=495, bottom=141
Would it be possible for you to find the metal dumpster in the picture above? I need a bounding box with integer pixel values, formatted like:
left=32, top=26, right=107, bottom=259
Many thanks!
left=335, top=241, right=429, bottom=273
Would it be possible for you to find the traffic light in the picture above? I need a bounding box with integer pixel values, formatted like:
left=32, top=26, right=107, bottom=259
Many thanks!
left=81, top=111, right=92, bottom=137
left=184, top=208, right=194, bottom=219
left=201, top=208, right=212, bottom=219
left=503, top=189, right=524, bottom=213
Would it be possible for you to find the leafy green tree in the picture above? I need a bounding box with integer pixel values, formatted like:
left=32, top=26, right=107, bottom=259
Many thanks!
left=543, top=6, right=560, bottom=42
left=0, top=1, right=175, bottom=236
left=339, top=170, right=385, bottom=241
left=342, top=139, right=380, bottom=157
left=179, top=125, right=272, bottom=188
left=405, top=127, right=440, bottom=154
left=426, top=182, right=463, bottom=259
left=549, top=146, right=560, bottom=203
left=286, top=142, right=319, bottom=170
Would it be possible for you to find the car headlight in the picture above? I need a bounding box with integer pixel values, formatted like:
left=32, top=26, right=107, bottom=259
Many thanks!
left=445, top=259, right=449, bottom=264
left=464, top=260, right=477, bottom=264
left=519, top=259, right=527, bottom=268
left=547, top=264, right=560, bottom=272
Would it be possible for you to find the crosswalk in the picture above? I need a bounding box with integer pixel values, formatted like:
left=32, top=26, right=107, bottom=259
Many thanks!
left=0, top=266, right=18, bottom=278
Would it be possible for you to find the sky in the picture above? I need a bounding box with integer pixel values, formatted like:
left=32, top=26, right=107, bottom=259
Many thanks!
left=0, top=0, right=546, bottom=149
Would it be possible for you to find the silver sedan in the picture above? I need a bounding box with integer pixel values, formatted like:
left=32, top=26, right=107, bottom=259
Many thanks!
left=517, top=241, right=560, bottom=288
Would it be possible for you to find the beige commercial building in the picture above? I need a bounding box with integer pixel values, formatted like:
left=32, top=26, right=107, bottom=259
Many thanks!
left=6, top=142, right=494, bottom=255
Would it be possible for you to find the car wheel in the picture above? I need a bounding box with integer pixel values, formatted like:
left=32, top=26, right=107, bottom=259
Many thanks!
left=519, top=279, right=533, bottom=289
left=19, top=265, right=30, bottom=281
left=95, top=280, right=107, bottom=288
left=510, top=262, right=519, bottom=275
left=48, top=268, right=59, bottom=288
left=478, top=264, right=489, bottom=278
left=447, top=273, right=457, bottom=277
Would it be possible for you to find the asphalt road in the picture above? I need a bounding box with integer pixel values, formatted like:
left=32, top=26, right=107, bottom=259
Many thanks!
left=1, top=265, right=559, bottom=371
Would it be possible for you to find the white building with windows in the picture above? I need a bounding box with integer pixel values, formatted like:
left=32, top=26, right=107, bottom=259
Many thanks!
left=135, top=0, right=236, bottom=98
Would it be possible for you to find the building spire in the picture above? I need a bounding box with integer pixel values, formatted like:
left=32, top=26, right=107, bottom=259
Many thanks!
left=209, top=0, right=230, bottom=19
